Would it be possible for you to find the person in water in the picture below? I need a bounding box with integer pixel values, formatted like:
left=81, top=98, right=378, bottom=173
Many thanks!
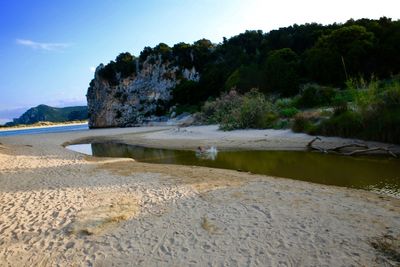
left=197, top=146, right=206, bottom=153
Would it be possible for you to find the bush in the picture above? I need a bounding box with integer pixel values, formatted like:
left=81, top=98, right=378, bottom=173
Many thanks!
left=302, top=78, right=400, bottom=144
left=172, top=80, right=201, bottom=105
left=275, top=97, right=299, bottom=109
left=174, top=104, right=199, bottom=116
left=291, top=113, right=316, bottom=133
left=237, top=90, right=277, bottom=129
left=201, top=90, right=243, bottom=124
left=280, top=107, right=299, bottom=118
left=297, top=84, right=338, bottom=108
left=273, top=119, right=290, bottom=129
left=317, top=110, right=363, bottom=138
left=201, top=89, right=278, bottom=130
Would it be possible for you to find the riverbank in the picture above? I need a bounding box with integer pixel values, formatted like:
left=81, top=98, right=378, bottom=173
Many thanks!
left=64, top=125, right=400, bottom=154
left=0, top=126, right=399, bottom=266
left=0, top=121, right=88, bottom=132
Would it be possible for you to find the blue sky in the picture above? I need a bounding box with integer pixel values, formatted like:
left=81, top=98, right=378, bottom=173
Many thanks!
left=0, top=0, right=399, bottom=123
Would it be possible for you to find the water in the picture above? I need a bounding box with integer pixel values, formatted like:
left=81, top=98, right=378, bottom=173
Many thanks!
left=67, top=142, right=400, bottom=197
left=0, top=124, right=88, bottom=137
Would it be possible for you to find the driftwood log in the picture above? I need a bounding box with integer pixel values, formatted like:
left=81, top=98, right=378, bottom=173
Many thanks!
left=306, top=137, right=398, bottom=158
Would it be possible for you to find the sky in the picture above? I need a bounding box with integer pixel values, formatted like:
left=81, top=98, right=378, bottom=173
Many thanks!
left=0, top=0, right=399, bottom=123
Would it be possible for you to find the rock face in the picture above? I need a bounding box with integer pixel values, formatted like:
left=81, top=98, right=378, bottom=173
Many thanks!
left=87, top=55, right=200, bottom=128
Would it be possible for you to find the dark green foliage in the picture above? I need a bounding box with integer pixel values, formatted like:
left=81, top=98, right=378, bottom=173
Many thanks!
left=153, top=43, right=173, bottom=61
left=263, top=23, right=330, bottom=54
left=172, top=42, right=194, bottom=69
left=172, top=80, right=201, bottom=105
left=98, top=52, right=137, bottom=85
left=115, top=52, right=136, bottom=78
left=174, top=104, right=199, bottom=115
left=201, top=90, right=278, bottom=131
left=192, top=39, right=214, bottom=71
left=317, top=110, right=363, bottom=138
left=292, top=114, right=311, bottom=133
left=225, top=64, right=263, bottom=93
left=7, top=105, right=88, bottom=125
left=291, top=113, right=318, bottom=134
left=297, top=84, right=338, bottom=108
left=97, top=62, right=118, bottom=85
left=97, top=17, right=400, bottom=107
left=280, top=107, right=299, bottom=118
left=315, top=78, right=400, bottom=143
left=139, top=46, right=153, bottom=62
left=305, top=25, right=375, bottom=85
left=263, top=48, right=300, bottom=95
left=201, top=90, right=243, bottom=124
left=68, top=110, right=88, bottom=121
left=275, top=97, right=299, bottom=109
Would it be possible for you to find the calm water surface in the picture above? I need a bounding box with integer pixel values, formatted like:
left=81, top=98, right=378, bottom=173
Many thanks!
left=0, top=124, right=88, bottom=136
left=67, top=142, right=400, bottom=197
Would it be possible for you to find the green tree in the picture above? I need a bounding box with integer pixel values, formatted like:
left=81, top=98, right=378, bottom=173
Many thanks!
left=172, top=42, right=193, bottom=69
left=115, top=52, right=136, bottom=78
left=225, top=64, right=263, bottom=93
left=263, top=48, right=300, bottom=96
left=154, top=43, right=172, bottom=61
left=305, top=25, right=375, bottom=85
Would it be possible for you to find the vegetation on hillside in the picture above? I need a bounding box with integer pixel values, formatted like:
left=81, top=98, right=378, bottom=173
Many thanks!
left=5, top=105, right=88, bottom=126
left=96, top=17, right=400, bottom=143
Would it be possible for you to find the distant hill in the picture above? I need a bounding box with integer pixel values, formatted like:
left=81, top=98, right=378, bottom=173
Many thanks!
left=5, top=105, right=88, bottom=126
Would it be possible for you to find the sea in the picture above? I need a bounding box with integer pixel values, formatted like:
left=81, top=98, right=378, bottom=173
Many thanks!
left=0, top=124, right=89, bottom=137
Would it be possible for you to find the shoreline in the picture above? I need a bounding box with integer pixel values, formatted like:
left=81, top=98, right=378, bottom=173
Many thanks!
left=0, top=121, right=88, bottom=132
left=0, top=126, right=399, bottom=265
left=65, top=125, right=400, bottom=155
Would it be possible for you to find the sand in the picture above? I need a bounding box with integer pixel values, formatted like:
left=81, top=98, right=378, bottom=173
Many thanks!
left=0, top=122, right=88, bottom=132
left=0, top=125, right=399, bottom=266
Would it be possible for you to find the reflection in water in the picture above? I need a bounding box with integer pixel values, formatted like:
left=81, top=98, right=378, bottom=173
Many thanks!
left=68, top=143, right=400, bottom=197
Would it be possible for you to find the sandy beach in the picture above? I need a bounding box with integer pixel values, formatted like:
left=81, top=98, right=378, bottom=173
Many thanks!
left=0, top=125, right=399, bottom=266
left=0, top=122, right=88, bottom=132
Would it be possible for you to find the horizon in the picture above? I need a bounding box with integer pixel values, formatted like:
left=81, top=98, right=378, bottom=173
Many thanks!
left=1, top=0, right=399, bottom=124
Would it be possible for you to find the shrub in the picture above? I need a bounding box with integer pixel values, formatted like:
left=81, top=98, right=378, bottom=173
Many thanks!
left=291, top=113, right=315, bottom=133
left=97, top=62, right=118, bottom=85
left=174, top=104, right=199, bottom=116
left=201, top=90, right=243, bottom=124
left=307, top=78, right=400, bottom=144
left=275, top=96, right=300, bottom=109
left=362, top=105, right=400, bottom=144
left=280, top=107, right=299, bottom=118
left=297, top=84, right=338, bottom=108
left=236, top=90, right=277, bottom=128
left=201, top=89, right=278, bottom=130
left=172, top=80, right=201, bottom=105
left=273, top=119, right=289, bottom=129
left=317, top=110, right=363, bottom=138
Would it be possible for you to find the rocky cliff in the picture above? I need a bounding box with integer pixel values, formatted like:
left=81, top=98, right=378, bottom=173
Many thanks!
left=87, top=54, right=200, bottom=128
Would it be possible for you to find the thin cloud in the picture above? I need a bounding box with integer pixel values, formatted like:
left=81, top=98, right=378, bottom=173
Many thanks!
left=16, top=39, right=71, bottom=51
left=89, top=66, right=96, bottom=73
